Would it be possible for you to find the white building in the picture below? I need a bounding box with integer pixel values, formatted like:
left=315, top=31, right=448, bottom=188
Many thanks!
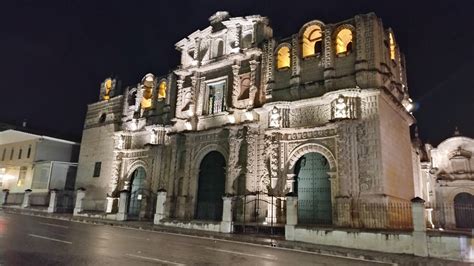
left=0, top=129, right=79, bottom=206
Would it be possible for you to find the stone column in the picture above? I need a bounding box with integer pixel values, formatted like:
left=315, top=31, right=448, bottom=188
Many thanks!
left=116, top=190, right=129, bottom=221
left=411, top=197, right=428, bottom=257
left=106, top=196, right=118, bottom=214
left=47, top=189, right=59, bottom=213
left=220, top=196, right=233, bottom=233
left=285, top=195, right=298, bottom=241
left=0, top=189, right=9, bottom=205
left=73, top=188, right=86, bottom=215
left=154, top=190, right=167, bottom=224
left=21, top=189, right=32, bottom=208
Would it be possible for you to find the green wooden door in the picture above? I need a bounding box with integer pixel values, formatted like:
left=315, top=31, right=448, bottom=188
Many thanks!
left=195, top=151, right=226, bottom=221
left=296, top=152, right=332, bottom=225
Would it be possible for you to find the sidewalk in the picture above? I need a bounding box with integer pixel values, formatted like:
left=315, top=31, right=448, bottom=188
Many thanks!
left=1, top=206, right=467, bottom=265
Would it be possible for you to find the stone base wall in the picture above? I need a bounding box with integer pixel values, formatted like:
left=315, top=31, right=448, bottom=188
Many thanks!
left=287, top=226, right=473, bottom=262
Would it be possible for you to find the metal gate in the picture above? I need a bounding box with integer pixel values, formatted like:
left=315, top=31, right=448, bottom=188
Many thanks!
left=128, top=167, right=146, bottom=218
left=232, top=192, right=285, bottom=235
left=296, top=152, right=332, bottom=225
left=454, top=193, right=474, bottom=228
left=195, top=151, right=226, bottom=221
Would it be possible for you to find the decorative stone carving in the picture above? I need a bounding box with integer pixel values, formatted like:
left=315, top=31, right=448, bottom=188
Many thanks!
left=269, top=107, right=281, bottom=128
left=248, top=60, right=259, bottom=108
left=331, top=95, right=358, bottom=120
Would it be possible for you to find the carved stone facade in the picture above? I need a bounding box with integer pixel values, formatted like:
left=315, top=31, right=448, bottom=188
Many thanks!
left=75, top=12, right=415, bottom=230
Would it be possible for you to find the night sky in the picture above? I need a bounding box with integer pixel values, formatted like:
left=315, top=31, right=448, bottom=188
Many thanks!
left=1, top=0, right=473, bottom=144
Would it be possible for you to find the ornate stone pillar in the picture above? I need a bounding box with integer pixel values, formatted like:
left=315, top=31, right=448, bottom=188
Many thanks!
left=175, top=77, right=185, bottom=118
left=231, top=63, right=241, bottom=108
left=249, top=60, right=260, bottom=108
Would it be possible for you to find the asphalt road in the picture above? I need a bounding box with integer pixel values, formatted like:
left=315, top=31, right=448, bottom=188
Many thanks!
left=0, top=211, right=389, bottom=265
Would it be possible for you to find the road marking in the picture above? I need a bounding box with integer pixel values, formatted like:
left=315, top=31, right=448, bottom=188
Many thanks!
left=38, top=222, right=69, bottom=229
left=206, top=247, right=277, bottom=260
left=29, top=234, right=72, bottom=244
left=125, top=253, right=185, bottom=266
left=115, top=227, right=394, bottom=265
left=10, top=212, right=394, bottom=265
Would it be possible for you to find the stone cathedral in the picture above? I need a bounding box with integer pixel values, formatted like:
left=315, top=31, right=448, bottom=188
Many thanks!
left=75, top=11, right=416, bottom=231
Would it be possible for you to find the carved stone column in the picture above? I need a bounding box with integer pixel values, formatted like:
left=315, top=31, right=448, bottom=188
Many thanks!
left=231, top=63, right=241, bottom=108
left=175, top=77, right=185, bottom=118
left=249, top=60, right=260, bottom=108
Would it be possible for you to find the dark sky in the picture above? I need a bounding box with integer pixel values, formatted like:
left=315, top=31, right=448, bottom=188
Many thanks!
left=1, top=0, right=473, bottom=144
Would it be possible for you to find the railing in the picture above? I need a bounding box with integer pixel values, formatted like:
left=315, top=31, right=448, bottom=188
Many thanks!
left=427, top=202, right=474, bottom=230
left=333, top=201, right=413, bottom=230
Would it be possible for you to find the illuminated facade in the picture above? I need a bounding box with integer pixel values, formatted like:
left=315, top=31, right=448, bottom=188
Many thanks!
left=413, top=129, right=474, bottom=229
left=75, top=12, right=415, bottom=230
left=0, top=129, right=79, bottom=205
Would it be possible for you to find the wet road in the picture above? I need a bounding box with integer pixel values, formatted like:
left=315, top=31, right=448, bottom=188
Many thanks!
left=0, top=211, right=389, bottom=265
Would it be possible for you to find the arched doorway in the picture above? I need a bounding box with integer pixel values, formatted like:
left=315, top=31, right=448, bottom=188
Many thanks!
left=128, top=167, right=146, bottom=218
left=195, top=151, right=226, bottom=221
left=454, top=192, right=474, bottom=228
left=294, top=152, right=332, bottom=225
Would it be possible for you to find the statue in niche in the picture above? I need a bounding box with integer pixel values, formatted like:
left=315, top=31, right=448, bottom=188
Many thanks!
left=333, top=95, right=348, bottom=119
left=269, top=107, right=281, bottom=128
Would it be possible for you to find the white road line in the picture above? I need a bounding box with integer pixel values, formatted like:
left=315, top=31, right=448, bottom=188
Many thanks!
left=206, top=247, right=277, bottom=260
left=28, top=234, right=72, bottom=244
left=12, top=212, right=394, bottom=265
left=38, top=222, right=69, bottom=229
left=125, top=253, right=186, bottom=266
left=115, top=226, right=394, bottom=265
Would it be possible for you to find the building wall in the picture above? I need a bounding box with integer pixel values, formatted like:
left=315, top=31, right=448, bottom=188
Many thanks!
left=378, top=94, right=414, bottom=201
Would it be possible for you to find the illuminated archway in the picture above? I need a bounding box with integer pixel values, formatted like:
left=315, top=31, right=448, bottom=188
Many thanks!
left=302, top=24, right=323, bottom=58
left=389, top=32, right=396, bottom=60
left=276, top=46, right=291, bottom=69
left=335, top=28, right=353, bottom=55
left=158, top=81, right=167, bottom=99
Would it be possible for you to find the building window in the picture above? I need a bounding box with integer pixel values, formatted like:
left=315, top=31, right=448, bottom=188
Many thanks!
left=1, top=149, right=5, bottom=161
left=17, top=166, right=27, bottom=186
left=212, top=39, right=224, bottom=58
left=389, top=32, right=396, bottom=60
left=93, top=162, right=101, bottom=177
left=10, top=148, right=14, bottom=160
left=238, top=73, right=251, bottom=100
left=27, top=145, right=31, bottom=159
left=206, top=80, right=226, bottom=115
left=32, top=163, right=50, bottom=189
left=302, top=24, right=323, bottom=58
left=158, top=81, right=167, bottom=100
left=335, top=28, right=353, bottom=56
left=103, top=78, right=113, bottom=101
left=276, top=46, right=291, bottom=69
left=18, top=149, right=22, bottom=160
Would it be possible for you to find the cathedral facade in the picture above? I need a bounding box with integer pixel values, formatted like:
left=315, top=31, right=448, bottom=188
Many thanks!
left=75, top=12, right=415, bottom=230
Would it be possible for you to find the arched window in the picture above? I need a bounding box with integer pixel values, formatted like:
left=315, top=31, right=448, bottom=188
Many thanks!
left=141, top=74, right=154, bottom=110
left=277, top=46, right=291, bottom=69
left=335, top=28, right=353, bottom=55
left=103, top=78, right=112, bottom=101
left=389, top=32, right=396, bottom=60
left=213, top=39, right=224, bottom=58
left=302, top=25, right=323, bottom=58
left=158, top=81, right=167, bottom=99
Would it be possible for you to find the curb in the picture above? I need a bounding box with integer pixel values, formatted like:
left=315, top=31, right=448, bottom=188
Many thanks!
left=1, top=207, right=465, bottom=265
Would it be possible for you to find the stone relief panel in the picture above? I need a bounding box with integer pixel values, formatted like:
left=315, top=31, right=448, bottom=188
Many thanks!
left=289, top=104, right=331, bottom=128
